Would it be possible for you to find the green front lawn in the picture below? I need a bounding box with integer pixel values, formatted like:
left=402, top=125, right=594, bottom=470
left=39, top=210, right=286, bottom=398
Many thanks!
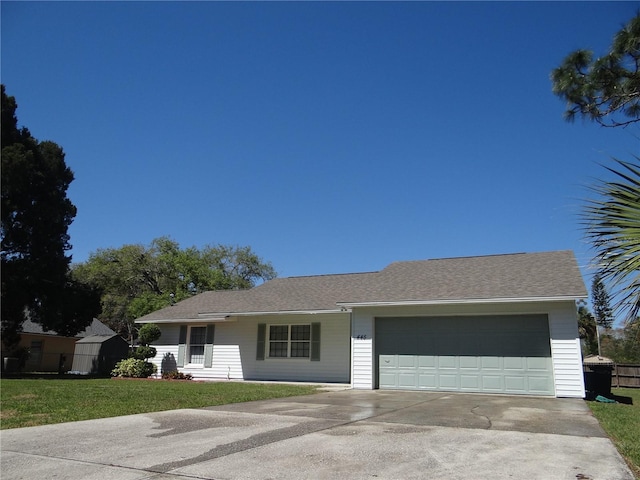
left=588, top=388, right=640, bottom=478
left=0, top=377, right=317, bottom=429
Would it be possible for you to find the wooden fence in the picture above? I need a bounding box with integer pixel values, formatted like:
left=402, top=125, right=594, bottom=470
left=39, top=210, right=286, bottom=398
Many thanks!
left=612, top=364, right=640, bottom=388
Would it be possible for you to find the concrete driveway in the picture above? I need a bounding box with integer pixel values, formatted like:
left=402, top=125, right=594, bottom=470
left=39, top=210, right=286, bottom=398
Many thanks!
left=1, top=389, right=634, bottom=480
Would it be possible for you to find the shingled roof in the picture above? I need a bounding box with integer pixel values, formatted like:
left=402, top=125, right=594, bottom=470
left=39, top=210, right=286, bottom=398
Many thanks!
left=136, top=250, right=587, bottom=322
left=21, top=318, right=115, bottom=337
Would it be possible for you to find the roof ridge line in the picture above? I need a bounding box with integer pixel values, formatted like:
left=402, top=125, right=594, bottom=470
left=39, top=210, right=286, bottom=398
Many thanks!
left=385, top=250, right=572, bottom=265
left=280, top=271, right=380, bottom=280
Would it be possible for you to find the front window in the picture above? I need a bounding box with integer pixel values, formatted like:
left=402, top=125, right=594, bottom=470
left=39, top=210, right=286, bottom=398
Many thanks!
left=269, top=324, right=310, bottom=358
left=188, top=326, right=206, bottom=364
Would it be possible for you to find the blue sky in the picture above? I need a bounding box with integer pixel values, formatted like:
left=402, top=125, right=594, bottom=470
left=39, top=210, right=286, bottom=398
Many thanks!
left=2, top=2, right=638, bottom=293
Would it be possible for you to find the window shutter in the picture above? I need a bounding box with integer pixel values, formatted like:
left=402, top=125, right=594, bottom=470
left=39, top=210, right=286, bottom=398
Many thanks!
left=256, top=323, right=266, bottom=361
left=310, top=322, right=321, bottom=361
left=203, top=324, right=215, bottom=368
left=177, top=325, right=187, bottom=368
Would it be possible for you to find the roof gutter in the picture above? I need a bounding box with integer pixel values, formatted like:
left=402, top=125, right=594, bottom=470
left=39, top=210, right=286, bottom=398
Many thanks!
left=336, top=295, right=586, bottom=309
left=135, top=309, right=346, bottom=324
left=136, top=315, right=237, bottom=324
left=135, top=318, right=201, bottom=324
left=209, top=309, right=345, bottom=318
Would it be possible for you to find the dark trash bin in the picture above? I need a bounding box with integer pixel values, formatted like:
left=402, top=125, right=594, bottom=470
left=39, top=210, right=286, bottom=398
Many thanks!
left=583, top=355, right=615, bottom=398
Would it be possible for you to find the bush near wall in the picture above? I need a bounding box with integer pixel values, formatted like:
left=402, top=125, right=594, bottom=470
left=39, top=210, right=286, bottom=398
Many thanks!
left=111, top=358, right=157, bottom=378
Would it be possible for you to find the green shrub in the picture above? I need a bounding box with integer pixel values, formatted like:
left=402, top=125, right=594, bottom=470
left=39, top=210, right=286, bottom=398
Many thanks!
left=129, top=345, right=157, bottom=360
left=130, top=323, right=161, bottom=361
left=161, top=370, right=193, bottom=380
left=111, top=358, right=157, bottom=378
left=138, top=323, right=161, bottom=345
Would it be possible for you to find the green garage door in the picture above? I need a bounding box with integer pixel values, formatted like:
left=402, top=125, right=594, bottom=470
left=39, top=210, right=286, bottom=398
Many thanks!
left=376, top=315, right=554, bottom=396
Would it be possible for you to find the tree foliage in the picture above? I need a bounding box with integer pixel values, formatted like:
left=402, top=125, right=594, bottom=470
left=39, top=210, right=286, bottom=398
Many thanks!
left=72, top=237, right=276, bottom=339
left=578, top=303, right=599, bottom=356
left=551, top=14, right=640, bottom=127
left=601, top=318, right=640, bottom=363
left=1, top=85, right=100, bottom=348
left=137, top=323, right=161, bottom=345
left=582, top=159, right=640, bottom=322
left=592, top=273, right=614, bottom=330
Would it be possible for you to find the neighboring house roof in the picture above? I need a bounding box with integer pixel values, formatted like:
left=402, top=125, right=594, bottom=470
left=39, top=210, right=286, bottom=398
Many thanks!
left=76, top=334, right=126, bottom=344
left=136, top=250, right=587, bottom=323
left=21, top=318, right=116, bottom=338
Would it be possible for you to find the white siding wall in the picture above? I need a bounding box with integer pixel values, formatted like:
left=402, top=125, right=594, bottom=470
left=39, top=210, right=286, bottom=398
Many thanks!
left=149, top=313, right=351, bottom=383
left=351, top=311, right=374, bottom=389
left=149, top=324, right=180, bottom=377
left=248, top=313, right=350, bottom=382
left=349, top=301, right=585, bottom=397
left=548, top=305, right=586, bottom=398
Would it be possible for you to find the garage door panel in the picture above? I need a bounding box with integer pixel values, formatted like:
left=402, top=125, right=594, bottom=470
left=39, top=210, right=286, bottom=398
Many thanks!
left=504, top=357, right=525, bottom=370
left=398, top=373, right=418, bottom=389
left=398, top=356, right=417, bottom=368
left=459, top=356, right=480, bottom=369
left=379, top=355, right=396, bottom=368
left=438, top=374, right=458, bottom=389
left=527, top=357, right=550, bottom=370
left=481, top=357, right=501, bottom=369
left=418, top=374, right=437, bottom=389
left=481, top=375, right=503, bottom=391
left=376, top=315, right=554, bottom=396
left=505, top=376, right=527, bottom=392
left=528, top=376, right=553, bottom=393
left=438, top=356, right=457, bottom=369
left=418, top=356, right=436, bottom=367
left=460, top=375, right=480, bottom=390
left=379, top=372, right=397, bottom=388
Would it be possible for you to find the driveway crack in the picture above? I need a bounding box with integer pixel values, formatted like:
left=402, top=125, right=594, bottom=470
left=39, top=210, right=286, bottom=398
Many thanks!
left=471, top=405, right=492, bottom=429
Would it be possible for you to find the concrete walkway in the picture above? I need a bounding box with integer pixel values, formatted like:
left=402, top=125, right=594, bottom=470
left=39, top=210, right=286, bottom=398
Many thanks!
left=1, top=389, right=634, bottom=479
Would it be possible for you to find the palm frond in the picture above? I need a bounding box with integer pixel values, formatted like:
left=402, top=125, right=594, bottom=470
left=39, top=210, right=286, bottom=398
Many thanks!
left=583, top=158, right=640, bottom=322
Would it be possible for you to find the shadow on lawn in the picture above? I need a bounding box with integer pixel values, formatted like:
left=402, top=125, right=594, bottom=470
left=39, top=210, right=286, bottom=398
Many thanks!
left=611, top=393, right=634, bottom=405
left=1, top=372, right=110, bottom=380
left=586, top=390, right=634, bottom=405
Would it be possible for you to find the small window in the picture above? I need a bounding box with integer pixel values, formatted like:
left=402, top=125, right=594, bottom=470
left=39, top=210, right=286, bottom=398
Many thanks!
left=188, top=326, right=206, bottom=364
left=268, top=324, right=310, bottom=358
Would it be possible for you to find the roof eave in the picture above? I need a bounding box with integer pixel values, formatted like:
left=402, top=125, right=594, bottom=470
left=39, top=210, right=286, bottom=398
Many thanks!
left=135, top=317, right=197, bottom=324
left=135, top=308, right=347, bottom=324
left=337, top=295, right=586, bottom=309
left=223, top=309, right=346, bottom=317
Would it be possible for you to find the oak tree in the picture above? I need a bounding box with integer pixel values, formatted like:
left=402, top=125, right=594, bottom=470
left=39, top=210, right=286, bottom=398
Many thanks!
left=72, top=237, right=276, bottom=341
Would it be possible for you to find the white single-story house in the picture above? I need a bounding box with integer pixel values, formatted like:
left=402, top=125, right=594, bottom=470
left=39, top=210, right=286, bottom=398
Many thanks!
left=136, top=250, right=588, bottom=398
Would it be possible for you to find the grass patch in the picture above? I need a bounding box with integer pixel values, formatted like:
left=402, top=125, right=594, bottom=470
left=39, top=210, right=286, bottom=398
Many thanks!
left=0, top=377, right=317, bottom=429
left=588, top=387, right=640, bottom=478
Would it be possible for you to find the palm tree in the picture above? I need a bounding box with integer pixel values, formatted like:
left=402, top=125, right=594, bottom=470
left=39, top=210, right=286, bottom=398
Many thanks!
left=583, top=159, right=640, bottom=322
